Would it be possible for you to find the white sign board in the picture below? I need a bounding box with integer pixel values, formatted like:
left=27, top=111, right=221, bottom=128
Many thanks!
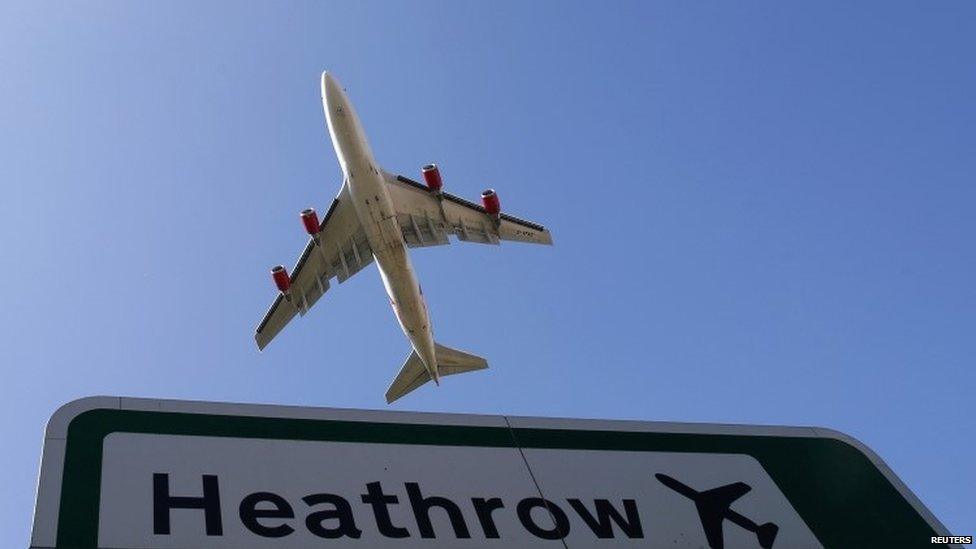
left=32, top=397, right=952, bottom=548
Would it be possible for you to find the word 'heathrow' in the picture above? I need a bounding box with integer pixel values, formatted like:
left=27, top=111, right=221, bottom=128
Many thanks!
left=154, top=474, right=643, bottom=540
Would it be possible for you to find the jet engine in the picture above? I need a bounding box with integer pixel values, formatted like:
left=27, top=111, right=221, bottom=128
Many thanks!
left=271, top=265, right=290, bottom=292
left=481, top=189, right=500, bottom=216
left=300, top=208, right=319, bottom=235
left=422, top=164, right=443, bottom=192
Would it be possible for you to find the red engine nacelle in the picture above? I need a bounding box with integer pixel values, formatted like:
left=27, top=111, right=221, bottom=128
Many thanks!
left=422, top=164, right=443, bottom=192
left=301, top=208, right=319, bottom=235
left=481, top=189, right=501, bottom=216
left=271, top=265, right=290, bottom=292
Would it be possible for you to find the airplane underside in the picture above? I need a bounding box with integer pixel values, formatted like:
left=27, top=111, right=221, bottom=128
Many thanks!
left=254, top=72, right=552, bottom=403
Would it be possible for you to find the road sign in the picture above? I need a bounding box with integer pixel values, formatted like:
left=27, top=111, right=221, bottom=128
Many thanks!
left=32, top=397, right=952, bottom=548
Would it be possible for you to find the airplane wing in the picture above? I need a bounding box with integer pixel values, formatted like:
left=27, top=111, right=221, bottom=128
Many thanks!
left=700, top=481, right=751, bottom=508
left=383, top=172, right=553, bottom=247
left=698, top=510, right=727, bottom=549
left=255, top=184, right=373, bottom=350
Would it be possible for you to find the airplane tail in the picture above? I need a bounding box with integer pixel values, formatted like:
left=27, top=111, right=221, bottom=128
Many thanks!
left=385, top=343, right=487, bottom=403
left=756, top=522, right=779, bottom=549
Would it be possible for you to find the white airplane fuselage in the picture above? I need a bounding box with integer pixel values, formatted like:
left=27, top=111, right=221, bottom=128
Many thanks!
left=321, top=73, right=439, bottom=382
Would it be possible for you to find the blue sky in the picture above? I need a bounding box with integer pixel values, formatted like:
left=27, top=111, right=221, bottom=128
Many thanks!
left=2, top=1, right=973, bottom=542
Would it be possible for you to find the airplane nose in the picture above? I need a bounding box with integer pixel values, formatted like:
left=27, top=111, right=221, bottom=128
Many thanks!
left=322, top=71, right=343, bottom=100
left=321, top=71, right=336, bottom=98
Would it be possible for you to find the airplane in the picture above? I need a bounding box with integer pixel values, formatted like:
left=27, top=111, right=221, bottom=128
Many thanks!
left=254, top=72, right=553, bottom=403
left=655, top=473, right=779, bottom=549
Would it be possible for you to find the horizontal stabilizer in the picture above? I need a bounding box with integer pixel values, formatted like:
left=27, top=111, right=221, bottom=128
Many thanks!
left=433, top=342, right=488, bottom=374
left=385, top=343, right=487, bottom=403
left=385, top=351, right=429, bottom=404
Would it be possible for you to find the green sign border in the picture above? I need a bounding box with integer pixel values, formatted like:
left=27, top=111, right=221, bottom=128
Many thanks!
left=56, top=408, right=936, bottom=548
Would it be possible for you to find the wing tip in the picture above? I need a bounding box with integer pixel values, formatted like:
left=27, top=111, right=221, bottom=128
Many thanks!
left=255, top=333, right=269, bottom=352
